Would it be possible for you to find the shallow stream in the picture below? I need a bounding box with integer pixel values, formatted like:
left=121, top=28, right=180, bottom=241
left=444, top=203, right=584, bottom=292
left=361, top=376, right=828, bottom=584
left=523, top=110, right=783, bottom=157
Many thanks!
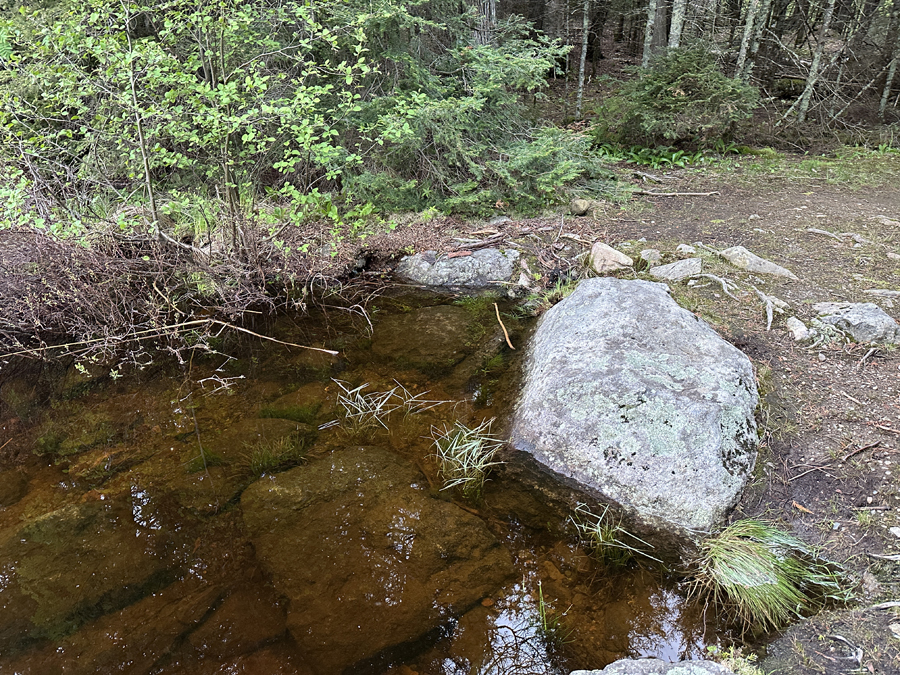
left=0, top=291, right=726, bottom=674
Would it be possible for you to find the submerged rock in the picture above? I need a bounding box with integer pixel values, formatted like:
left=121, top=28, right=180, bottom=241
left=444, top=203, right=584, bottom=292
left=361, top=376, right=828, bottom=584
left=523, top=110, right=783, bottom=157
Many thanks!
left=0, top=498, right=177, bottom=649
left=371, top=304, right=474, bottom=372
left=510, top=278, right=759, bottom=536
left=241, top=447, right=514, bottom=673
left=572, top=658, right=736, bottom=675
left=0, top=579, right=221, bottom=675
left=396, top=248, right=519, bottom=288
left=813, top=302, right=900, bottom=344
left=719, top=245, right=798, bottom=280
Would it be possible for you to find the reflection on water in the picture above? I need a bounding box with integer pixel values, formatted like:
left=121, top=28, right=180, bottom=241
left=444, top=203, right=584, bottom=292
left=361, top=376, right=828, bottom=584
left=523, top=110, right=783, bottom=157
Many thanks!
left=0, top=293, right=726, bottom=674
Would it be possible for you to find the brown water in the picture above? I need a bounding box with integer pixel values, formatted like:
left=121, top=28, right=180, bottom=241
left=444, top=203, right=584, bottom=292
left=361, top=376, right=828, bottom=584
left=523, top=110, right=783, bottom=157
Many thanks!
left=0, top=292, right=723, bottom=675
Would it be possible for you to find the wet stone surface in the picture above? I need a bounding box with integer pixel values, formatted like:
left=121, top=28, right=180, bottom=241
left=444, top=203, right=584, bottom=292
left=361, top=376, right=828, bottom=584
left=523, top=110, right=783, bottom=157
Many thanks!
left=241, top=446, right=515, bottom=673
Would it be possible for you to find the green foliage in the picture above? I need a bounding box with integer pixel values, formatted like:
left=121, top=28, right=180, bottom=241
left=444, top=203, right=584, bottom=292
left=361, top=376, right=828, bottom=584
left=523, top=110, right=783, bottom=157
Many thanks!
left=0, top=0, right=595, bottom=225
left=688, top=519, right=852, bottom=631
left=594, top=45, right=759, bottom=146
left=489, top=128, right=611, bottom=212
left=430, top=418, right=503, bottom=501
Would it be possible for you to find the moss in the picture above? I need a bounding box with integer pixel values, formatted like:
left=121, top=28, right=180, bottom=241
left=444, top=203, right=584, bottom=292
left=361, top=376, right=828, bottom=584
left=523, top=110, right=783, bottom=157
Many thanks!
left=259, top=401, right=321, bottom=425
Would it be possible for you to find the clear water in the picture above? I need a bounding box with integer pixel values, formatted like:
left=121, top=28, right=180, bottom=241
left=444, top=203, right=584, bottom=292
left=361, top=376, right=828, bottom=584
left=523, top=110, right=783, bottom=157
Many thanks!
left=0, top=292, right=722, bottom=674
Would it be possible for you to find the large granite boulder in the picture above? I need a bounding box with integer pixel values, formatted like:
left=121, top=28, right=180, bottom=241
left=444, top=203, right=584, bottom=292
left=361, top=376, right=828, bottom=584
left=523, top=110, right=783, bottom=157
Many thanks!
left=510, top=278, right=759, bottom=536
left=396, top=248, right=519, bottom=288
left=241, top=447, right=514, bottom=673
left=572, top=659, right=736, bottom=675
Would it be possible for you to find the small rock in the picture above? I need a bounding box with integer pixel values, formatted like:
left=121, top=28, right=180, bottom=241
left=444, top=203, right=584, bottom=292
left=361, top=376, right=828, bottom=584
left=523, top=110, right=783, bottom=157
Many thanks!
left=749, top=214, right=762, bottom=220
left=785, top=317, right=809, bottom=341
left=887, top=251, right=900, bottom=261
left=639, top=249, right=662, bottom=264
left=889, top=526, right=900, bottom=538
left=863, top=289, right=900, bottom=298
left=570, top=199, right=592, bottom=216
left=818, top=353, right=826, bottom=362
left=589, top=242, right=633, bottom=274
left=675, top=244, right=696, bottom=256
left=517, top=272, right=533, bottom=288
left=488, top=215, right=511, bottom=226
left=648, top=257, right=701, bottom=281
left=572, top=658, right=736, bottom=675
left=813, top=302, right=900, bottom=344
left=720, top=246, right=799, bottom=280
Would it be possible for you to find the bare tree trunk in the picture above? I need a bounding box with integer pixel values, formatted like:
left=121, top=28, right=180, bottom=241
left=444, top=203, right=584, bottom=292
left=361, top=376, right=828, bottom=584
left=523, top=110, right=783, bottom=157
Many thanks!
left=642, top=0, right=658, bottom=67
left=880, top=29, right=900, bottom=120
left=734, top=0, right=762, bottom=79
left=642, top=0, right=668, bottom=66
left=796, top=0, right=837, bottom=123
left=744, top=0, right=774, bottom=81
left=669, top=0, right=687, bottom=47
left=576, top=0, right=591, bottom=119
left=474, top=0, right=497, bottom=45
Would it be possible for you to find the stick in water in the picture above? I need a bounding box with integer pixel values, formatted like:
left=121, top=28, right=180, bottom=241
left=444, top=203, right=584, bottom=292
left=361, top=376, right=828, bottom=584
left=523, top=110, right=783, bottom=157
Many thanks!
left=494, top=303, right=515, bottom=350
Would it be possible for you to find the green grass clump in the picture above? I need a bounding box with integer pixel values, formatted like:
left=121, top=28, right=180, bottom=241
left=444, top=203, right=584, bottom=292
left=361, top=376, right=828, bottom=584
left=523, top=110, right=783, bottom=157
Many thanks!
left=570, top=503, right=661, bottom=567
left=431, top=418, right=504, bottom=501
left=689, top=519, right=852, bottom=631
left=245, top=437, right=306, bottom=478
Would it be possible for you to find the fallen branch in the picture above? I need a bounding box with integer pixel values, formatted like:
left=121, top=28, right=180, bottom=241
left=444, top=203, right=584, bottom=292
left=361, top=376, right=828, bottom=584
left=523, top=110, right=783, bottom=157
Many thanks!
left=852, top=505, right=890, bottom=511
left=875, top=424, right=900, bottom=436
left=634, top=190, right=720, bottom=197
left=807, top=227, right=844, bottom=242
left=842, top=441, right=880, bottom=462
left=871, top=601, right=900, bottom=609
left=494, top=303, right=515, bottom=350
left=0, top=318, right=338, bottom=358
left=866, top=553, right=900, bottom=561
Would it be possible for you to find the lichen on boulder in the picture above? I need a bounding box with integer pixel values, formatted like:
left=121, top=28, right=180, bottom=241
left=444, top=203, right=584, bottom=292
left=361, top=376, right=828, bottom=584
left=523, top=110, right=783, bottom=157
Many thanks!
left=511, top=278, right=759, bottom=537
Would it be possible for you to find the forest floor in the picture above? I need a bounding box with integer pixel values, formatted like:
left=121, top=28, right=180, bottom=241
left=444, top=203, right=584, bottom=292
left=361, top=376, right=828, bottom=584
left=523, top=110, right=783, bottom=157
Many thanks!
left=355, top=150, right=900, bottom=674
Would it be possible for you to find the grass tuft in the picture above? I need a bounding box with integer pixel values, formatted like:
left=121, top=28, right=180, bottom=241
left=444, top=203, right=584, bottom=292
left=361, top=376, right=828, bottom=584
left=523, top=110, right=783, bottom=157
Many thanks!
left=245, top=436, right=306, bottom=478
left=430, top=418, right=504, bottom=501
left=333, top=379, right=453, bottom=437
left=570, top=502, right=661, bottom=567
left=688, top=519, right=852, bottom=631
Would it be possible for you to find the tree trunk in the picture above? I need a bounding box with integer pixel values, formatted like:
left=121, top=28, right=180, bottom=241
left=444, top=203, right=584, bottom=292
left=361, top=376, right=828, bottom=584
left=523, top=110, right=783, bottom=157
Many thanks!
left=734, top=0, right=762, bottom=79
left=576, top=0, right=591, bottom=119
left=474, top=0, right=497, bottom=45
left=642, top=0, right=658, bottom=67
left=744, top=0, right=774, bottom=81
left=880, top=23, right=900, bottom=120
left=668, top=0, right=686, bottom=47
left=796, top=0, right=837, bottom=123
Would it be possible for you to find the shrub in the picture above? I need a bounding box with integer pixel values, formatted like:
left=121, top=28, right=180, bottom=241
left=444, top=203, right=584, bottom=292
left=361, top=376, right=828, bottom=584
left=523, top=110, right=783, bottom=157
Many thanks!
left=594, top=45, right=759, bottom=147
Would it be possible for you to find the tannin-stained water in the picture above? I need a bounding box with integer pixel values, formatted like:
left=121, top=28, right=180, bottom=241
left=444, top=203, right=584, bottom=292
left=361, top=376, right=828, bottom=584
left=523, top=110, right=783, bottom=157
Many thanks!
left=0, top=292, right=725, bottom=675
